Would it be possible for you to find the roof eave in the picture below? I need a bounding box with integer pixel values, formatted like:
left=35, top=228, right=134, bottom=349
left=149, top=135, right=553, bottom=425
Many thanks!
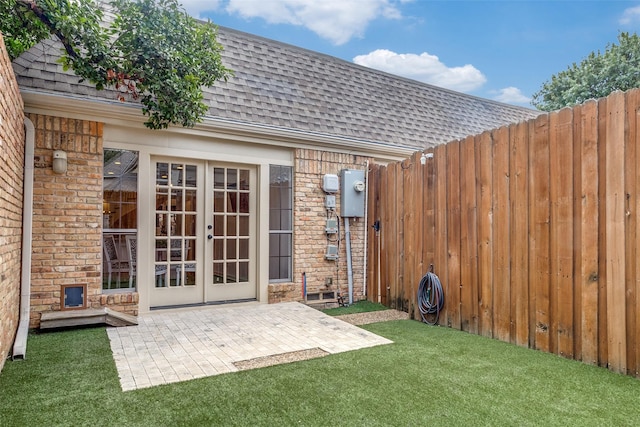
left=20, top=89, right=416, bottom=162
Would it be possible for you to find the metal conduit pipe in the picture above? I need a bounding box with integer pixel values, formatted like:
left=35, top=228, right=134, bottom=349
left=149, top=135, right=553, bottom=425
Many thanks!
left=13, top=117, right=35, bottom=360
left=344, top=217, right=354, bottom=305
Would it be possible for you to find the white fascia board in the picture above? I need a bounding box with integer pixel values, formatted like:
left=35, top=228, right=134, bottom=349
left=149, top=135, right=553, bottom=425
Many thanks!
left=20, top=90, right=417, bottom=162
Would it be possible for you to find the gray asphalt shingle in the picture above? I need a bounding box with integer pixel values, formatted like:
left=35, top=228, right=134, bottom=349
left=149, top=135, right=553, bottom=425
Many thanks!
left=13, top=27, right=541, bottom=150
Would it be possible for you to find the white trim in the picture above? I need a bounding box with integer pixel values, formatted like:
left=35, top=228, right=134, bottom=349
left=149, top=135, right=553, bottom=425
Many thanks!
left=21, top=90, right=416, bottom=162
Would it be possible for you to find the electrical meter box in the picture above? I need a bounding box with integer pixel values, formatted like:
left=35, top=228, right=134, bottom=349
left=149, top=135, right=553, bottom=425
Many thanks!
left=340, top=169, right=366, bottom=217
left=322, top=174, right=339, bottom=193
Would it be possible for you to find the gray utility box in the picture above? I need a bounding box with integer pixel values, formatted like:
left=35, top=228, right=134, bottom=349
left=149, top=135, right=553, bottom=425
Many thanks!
left=340, top=169, right=366, bottom=217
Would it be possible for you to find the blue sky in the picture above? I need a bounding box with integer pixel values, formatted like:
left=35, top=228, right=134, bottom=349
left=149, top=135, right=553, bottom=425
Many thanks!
left=180, top=0, right=640, bottom=108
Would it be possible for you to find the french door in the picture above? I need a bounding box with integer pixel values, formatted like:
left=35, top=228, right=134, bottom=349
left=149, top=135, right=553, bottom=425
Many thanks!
left=150, top=158, right=256, bottom=307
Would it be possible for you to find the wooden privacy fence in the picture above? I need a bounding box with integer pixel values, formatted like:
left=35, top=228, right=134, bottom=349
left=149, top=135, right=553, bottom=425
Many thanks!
left=366, top=89, right=640, bottom=376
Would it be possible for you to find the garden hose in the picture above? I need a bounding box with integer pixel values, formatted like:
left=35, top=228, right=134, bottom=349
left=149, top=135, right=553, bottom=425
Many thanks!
left=418, top=268, right=444, bottom=325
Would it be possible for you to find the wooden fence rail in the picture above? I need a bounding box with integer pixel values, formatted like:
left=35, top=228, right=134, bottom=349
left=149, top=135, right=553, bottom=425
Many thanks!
left=366, top=89, right=640, bottom=376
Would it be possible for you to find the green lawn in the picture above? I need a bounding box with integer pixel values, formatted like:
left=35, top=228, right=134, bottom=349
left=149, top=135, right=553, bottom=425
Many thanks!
left=2, top=321, right=640, bottom=426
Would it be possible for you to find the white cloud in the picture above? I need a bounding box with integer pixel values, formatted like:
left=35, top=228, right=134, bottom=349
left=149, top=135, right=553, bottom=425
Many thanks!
left=180, top=0, right=223, bottom=19
left=492, top=87, right=531, bottom=104
left=223, top=0, right=404, bottom=45
left=353, top=49, right=487, bottom=93
left=620, top=6, right=640, bottom=25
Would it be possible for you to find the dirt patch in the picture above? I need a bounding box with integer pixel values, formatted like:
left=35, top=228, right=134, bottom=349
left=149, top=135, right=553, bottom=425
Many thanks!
left=334, top=309, right=409, bottom=325
left=234, top=348, right=330, bottom=371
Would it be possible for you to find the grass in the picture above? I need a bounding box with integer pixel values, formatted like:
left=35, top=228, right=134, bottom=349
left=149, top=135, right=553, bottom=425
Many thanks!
left=2, top=321, right=640, bottom=426
left=322, top=300, right=389, bottom=316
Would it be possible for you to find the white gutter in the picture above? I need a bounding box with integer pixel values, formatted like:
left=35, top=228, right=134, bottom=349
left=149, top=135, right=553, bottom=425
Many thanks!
left=13, top=117, right=35, bottom=360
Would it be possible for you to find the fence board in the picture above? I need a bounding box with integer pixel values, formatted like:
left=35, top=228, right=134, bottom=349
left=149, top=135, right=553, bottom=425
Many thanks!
left=434, top=144, right=449, bottom=324
left=446, top=141, right=461, bottom=329
left=460, top=136, right=478, bottom=333
left=625, top=90, right=639, bottom=375
left=529, top=114, right=551, bottom=352
left=476, top=131, right=494, bottom=338
left=577, top=100, right=599, bottom=365
left=597, top=97, right=609, bottom=367
left=492, top=126, right=511, bottom=342
left=510, top=121, right=529, bottom=347
left=605, top=91, right=627, bottom=374
left=551, top=107, right=575, bottom=358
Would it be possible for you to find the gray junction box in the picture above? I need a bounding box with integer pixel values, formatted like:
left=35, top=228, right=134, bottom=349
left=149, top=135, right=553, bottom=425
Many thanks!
left=340, top=169, right=366, bottom=217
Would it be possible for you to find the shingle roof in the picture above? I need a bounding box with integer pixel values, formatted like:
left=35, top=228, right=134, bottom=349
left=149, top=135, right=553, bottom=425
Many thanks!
left=13, top=26, right=541, bottom=150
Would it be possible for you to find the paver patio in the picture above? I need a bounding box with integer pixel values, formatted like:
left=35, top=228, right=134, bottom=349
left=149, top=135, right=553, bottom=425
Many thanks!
left=107, top=301, right=392, bottom=391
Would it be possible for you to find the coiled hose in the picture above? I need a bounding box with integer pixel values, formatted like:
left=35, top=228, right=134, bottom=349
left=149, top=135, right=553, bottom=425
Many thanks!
left=418, top=270, right=444, bottom=325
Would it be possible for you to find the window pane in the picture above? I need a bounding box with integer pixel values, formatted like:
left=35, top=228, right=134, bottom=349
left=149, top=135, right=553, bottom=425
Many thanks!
left=103, top=149, right=139, bottom=290
left=269, top=164, right=292, bottom=281
left=213, top=240, right=224, bottom=261
left=227, top=240, right=237, bottom=260
left=227, top=216, right=237, bottom=236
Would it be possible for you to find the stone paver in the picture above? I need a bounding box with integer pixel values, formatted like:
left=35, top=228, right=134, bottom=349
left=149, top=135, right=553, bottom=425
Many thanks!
left=107, top=302, right=392, bottom=391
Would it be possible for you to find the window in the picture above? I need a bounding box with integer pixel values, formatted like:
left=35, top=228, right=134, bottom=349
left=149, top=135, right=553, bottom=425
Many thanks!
left=269, top=165, right=292, bottom=281
left=102, top=149, right=138, bottom=290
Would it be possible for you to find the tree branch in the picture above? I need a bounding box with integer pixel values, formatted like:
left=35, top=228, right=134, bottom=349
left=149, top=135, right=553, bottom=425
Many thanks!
left=16, top=0, right=79, bottom=60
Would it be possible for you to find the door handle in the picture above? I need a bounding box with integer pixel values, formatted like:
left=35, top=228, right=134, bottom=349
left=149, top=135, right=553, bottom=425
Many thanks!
left=207, top=234, right=213, bottom=240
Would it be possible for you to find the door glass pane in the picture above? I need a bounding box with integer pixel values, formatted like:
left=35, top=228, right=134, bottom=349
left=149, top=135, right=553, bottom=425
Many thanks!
left=214, top=215, right=224, bottom=236
left=227, top=193, right=237, bottom=212
left=171, top=164, right=183, bottom=186
left=227, top=240, right=237, bottom=260
left=185, top=214, right=196, bottom=236
left=239, top=239, right=249, bottom=259
left=155, top=161, right=198, bottom=290
left=214, top=191, right=224, bottom=212
left=185, top=165, right=197, bottom=187
left=185, top=190, right=197, bottom=212
left=213, top=240, right=223, bottom=260
left=214, top=168, right=224, bottom=189
left=239, top=262, right=249, bottom=282
left=239, top=193, right=249, bottom=213
left=213, top=263, right=223, bottom=283
left=239, top=169, right=250, bottom=191
left=171, top=189, right=183, bottom=211
left=227, top=169, right=237, bottom=189
left=227, top=216, right=237, bottom=236
left=239, top=216, right=249, bottom=236
left=227, top=262, right=237, bottom=283
left=156, top=163, right=168, bottom=185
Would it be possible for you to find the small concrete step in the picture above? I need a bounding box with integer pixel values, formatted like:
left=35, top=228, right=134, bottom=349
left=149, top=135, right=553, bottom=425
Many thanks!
left=40, top=308, right=137, bottom=329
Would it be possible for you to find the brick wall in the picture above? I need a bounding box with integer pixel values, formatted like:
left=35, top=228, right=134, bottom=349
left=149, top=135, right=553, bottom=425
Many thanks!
left=269, top=148, right=371, bottom=304
left=27, top=113, right=138, bottom=327
left=0, top=33, right=25, bottom=372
